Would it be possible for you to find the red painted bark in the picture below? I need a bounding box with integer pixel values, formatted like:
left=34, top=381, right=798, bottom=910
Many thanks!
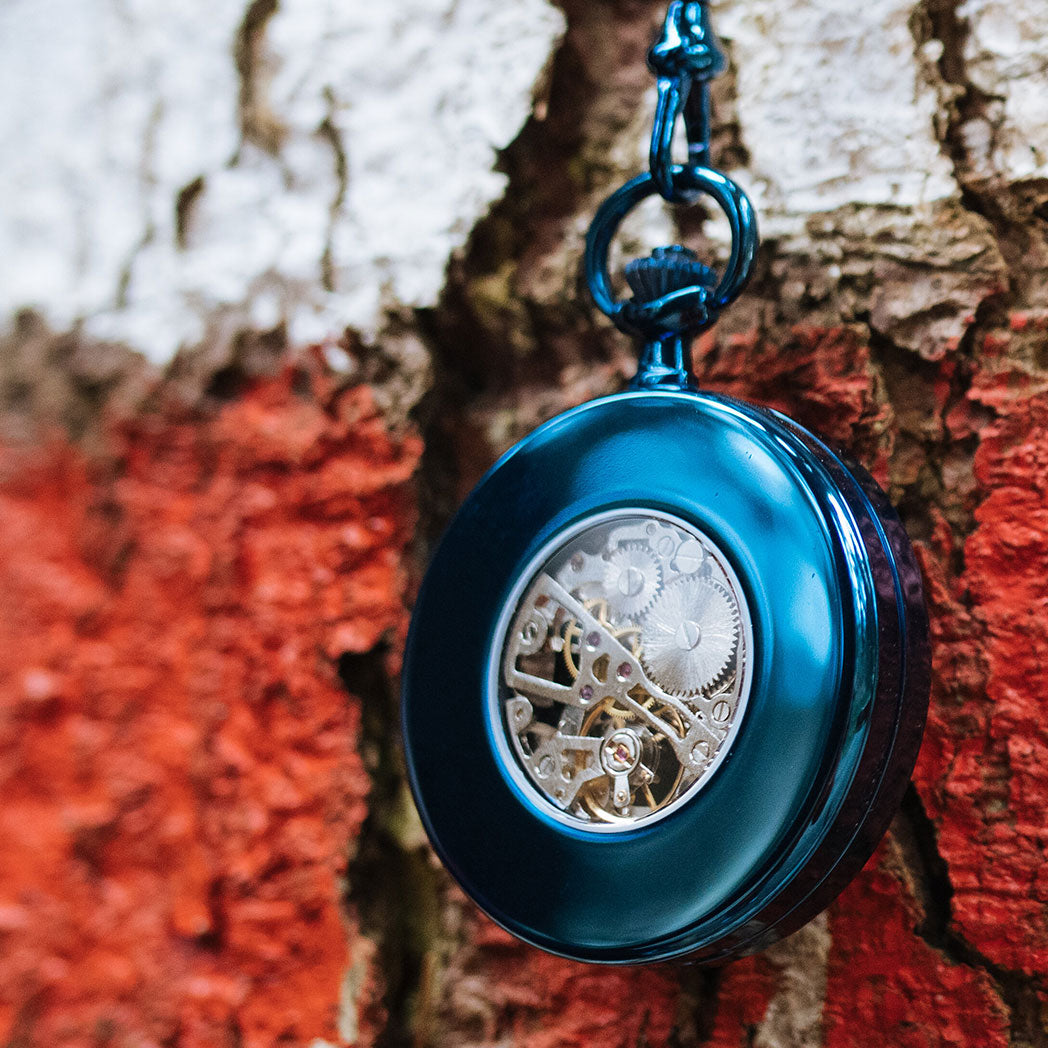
left=695, top=327, right=892, bottom=479
left=3, top=326, right=1046, bottom=1045
left=912, top=341, right=1048, bottom=978
left=0, top=362, right=420, bottom=1047
left=704, top=955, right=779, bottom=1047
left=824, top=851, right=1009, bottom=1048
left=444, top=917, right=680, bottom=1048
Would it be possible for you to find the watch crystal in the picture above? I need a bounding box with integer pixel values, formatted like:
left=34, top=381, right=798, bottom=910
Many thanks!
left=497, top=512, right=752, bottom=830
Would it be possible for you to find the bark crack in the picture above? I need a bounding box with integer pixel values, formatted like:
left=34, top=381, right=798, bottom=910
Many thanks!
left=115, top=96, right=164, bottom=311
left=234, top=0, right=285, bottom=155
left=317, top=86, right=349, bottom=295
left=896, top=786, right=1048, bottom=1047
left=339, top=644, right=445, bottom=1048
left=174, top=175, right=206, bottom=251
left=865, top=300, right=990, bottom=559
left=912, top=0, right=1048, bottom=306
left=413, top=0, right=667, bottom=553
left=670, top=964, right=722, bottom=1047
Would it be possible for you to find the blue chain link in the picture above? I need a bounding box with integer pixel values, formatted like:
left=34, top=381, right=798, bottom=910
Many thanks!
left=584, top=1, right=759, bottom=389
left=648, top=0, right=726, bottom=200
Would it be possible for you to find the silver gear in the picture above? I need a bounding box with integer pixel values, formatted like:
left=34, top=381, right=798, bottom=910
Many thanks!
left=602, top=542, right=661, bottom=619
left=640, top=577, right=739, bottom=695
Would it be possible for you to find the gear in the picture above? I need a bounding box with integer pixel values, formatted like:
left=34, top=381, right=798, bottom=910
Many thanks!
left=602, top=542, right=661, bottom=619
left=640, top=577, right=739, bottom=695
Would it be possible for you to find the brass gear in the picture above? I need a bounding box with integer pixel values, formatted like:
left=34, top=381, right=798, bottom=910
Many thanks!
left=577, top=694, right=686, bottom=823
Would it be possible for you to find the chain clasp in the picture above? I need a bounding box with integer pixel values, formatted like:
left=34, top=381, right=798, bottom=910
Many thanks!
left=648, top=1, right=727, bottom=202
left=584, top=1, right=758, bottom=390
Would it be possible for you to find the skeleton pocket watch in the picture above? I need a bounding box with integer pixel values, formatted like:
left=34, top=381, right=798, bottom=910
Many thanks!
left=402, top=1, right=930, bottom=965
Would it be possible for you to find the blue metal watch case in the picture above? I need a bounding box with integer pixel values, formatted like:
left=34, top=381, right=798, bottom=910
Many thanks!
left=401, top=388, right=929, bottom=965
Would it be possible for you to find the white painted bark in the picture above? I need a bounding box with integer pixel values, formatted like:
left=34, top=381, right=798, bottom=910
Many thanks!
left=1, top=0, right=1047, bottom=365
left=960, top=0, right=1048, bottom=181
left=712, top=0, right=957, bottom=233
left=0, top=0, right=564, bottom=363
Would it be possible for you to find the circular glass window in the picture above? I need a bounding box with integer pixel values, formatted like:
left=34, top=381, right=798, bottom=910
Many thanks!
left=494, top=510, right=753, bottom=832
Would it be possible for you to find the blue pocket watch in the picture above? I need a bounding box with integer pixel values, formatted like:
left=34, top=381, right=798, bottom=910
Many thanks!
left=402, top=1, right=930, bottom=965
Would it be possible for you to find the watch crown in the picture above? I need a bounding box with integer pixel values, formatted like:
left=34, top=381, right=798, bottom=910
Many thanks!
left=624, top=245, right=716, bottom=305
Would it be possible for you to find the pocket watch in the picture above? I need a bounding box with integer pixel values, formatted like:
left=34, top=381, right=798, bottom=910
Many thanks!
left=401, top=0, right=930, bottom=965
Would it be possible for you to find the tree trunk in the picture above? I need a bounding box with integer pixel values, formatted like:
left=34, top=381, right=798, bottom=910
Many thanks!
left=2, top=0, right=1047, bottom=1045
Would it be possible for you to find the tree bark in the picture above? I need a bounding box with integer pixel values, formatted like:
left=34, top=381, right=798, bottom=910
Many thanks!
left=2, top=1, right=1048, bottom=1045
